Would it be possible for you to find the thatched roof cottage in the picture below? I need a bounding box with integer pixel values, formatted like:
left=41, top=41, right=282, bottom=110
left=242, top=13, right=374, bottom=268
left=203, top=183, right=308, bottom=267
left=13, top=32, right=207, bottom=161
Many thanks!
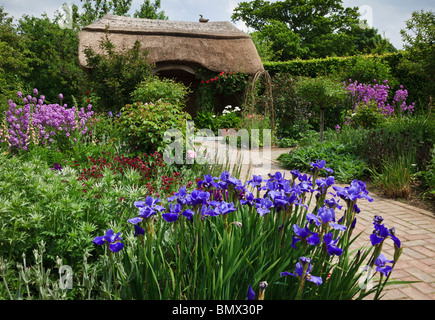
left=78, top=14, right=263, bottom=75
left=78, top=15, right=264, bottom=115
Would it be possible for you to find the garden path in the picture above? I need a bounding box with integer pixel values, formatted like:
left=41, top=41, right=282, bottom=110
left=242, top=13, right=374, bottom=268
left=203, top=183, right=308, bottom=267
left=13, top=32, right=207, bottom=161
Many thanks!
left=196, top=140, right=435, bottom=300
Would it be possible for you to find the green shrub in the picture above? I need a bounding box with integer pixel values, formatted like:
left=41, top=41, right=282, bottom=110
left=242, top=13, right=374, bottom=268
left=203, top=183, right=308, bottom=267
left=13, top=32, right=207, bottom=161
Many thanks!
left=84, top=35, right=153, bottom=112
left=131, top=76, right=191, bottom=107
left=358, top=115, right=435, bottom=172
left=295, top=76, right=348, bottom=139
left=276, top=137, right=299, bottom=148
left=419, top=145, right=435, bottom=199
left=119, top=100, right=192, bottom=154
left=256, top=73, right=313, bottom=140
left=342, top=100, right=388, bottom=129
left=196, top=70, right=249, bottom=113
left=336, top=55, right=398, bottom=88
left=216, top=105, right=243, bottom=129
left=194, top=110, right=218, bottom=134
left=277, top=140, right=369, bottom=183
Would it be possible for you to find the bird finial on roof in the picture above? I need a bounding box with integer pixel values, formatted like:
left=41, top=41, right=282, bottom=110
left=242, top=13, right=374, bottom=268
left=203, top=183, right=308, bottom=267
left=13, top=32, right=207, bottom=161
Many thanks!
left=199, top=14, right=209, bottom=23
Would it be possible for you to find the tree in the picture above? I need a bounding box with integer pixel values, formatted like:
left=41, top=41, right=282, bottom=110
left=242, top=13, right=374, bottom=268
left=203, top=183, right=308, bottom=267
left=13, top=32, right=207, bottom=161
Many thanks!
left=0, top=6, right=31, bottom=109
left=232, top=0, right=394, bottom=60
left=17, top=13, right=85, bottom=105
left=84, top=34, right=153, bottom=112
left=134, top=0, right=168, bottom=20
left=295, top=76, right=347, bottom=141
left=79, top=0, right=116, bottom=26
left=78, top=0, right=167, bottom=27
left=400, top=10, right=435, bottom=99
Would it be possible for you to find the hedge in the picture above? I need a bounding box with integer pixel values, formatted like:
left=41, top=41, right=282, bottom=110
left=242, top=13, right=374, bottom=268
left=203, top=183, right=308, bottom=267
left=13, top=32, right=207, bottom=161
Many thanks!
left=263, top=52, right=430, bottom=111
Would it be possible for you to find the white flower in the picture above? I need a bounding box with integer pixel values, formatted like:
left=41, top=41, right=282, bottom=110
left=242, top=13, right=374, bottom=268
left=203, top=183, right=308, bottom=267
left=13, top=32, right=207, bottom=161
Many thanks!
left=212, top=115, right=216, bottom=118
left=234, top=106, right=241, bottom=111
left=222, top=110, right=230, bottom=114
left=225, top=105, right=232, bottom=109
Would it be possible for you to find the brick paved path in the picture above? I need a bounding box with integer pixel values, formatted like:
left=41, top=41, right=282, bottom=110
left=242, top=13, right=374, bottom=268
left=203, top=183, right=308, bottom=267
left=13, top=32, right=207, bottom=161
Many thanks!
left=352, top=192, right=435, bottom=300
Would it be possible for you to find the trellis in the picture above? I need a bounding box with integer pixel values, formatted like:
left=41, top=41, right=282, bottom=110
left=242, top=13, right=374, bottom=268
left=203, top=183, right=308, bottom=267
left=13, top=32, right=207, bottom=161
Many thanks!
left=244, top=69, right=275, bottom=135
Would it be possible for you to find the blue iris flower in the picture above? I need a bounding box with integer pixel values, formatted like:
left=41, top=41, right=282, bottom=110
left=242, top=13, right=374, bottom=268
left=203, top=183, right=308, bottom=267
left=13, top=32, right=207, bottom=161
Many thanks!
left=324, top=197, right=342, bottom=210
left=280, top=257, right=322, bottom=286
left=214, top=201, right=237, bottom=215
left=181, top=208, right=195, bottom=221
left=310, top=159, right=333, bottom=175
left=162, top=203, right=182, bottom=223
left=247, top=284, right=255, bottom=300
left=315, top=176, right=335, bottom=194
left=255, top=197, right=274, bottom=216
left=200, top=204, right=220, bottom=217
left=290, top=169, right=301, bottom=180
left=240, top=191, right=256, bottom=206
left=93, top=229, right=124, bottom=252
left=128, top=196, right=165, bottom=227
left=197, top=174, right=219, bottom=189
left=295, top=173, right=313, bottom=193
left=247, top=175, right=263, bottom=188
left=332, top=180, right=373, bottom=203
left=291, top=224, right=320, bottom=249
left=187, top=189, right=210, bottom=206
left=370, top=220, right=401, bottom=249
left=134, top=196, right=165, bottom=218
left=260, top=180, right=279, bottom=192
left=306, top=206, right=347, bottom=232
left=374, top=253, right=394, bottom=277
left=167, top=186, right=189, bottom=205
left=323, top=232, right=343, bottom=256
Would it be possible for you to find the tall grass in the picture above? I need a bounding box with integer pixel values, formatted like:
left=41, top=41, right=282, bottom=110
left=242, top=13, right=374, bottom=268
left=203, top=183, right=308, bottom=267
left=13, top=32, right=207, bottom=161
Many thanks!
left=371, top=153, right=415, bottom=199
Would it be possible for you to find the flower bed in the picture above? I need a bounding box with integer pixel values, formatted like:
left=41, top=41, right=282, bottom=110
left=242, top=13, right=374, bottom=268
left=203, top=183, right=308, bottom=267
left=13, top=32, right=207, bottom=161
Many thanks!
left=88, top=160, right=403, bottom=300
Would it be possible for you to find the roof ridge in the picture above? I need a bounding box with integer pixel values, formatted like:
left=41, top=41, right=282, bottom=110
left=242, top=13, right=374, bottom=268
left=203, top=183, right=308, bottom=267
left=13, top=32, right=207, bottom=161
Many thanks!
left=84, top=14, right=247, bottom=36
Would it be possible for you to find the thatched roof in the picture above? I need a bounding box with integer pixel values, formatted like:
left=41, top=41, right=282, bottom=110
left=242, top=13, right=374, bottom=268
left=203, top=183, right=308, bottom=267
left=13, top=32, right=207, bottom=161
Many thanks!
left=78, top=14, right=264, bottom=75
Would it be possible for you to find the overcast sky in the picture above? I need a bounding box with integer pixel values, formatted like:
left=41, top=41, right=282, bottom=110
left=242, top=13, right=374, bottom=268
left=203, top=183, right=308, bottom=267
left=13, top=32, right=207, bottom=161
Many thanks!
left=1, top=0, right=435, bottom=49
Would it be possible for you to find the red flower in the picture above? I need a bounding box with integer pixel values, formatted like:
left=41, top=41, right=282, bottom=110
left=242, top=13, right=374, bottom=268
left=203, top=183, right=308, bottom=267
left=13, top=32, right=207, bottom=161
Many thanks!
left=86, top=90, right=90, bottom=95
left=87, top=98, right=90, bottom=103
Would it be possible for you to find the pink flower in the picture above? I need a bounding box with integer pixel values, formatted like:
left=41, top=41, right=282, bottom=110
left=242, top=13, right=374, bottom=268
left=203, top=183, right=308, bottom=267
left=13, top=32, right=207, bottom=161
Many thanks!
left=187, top=150, right=197, bottom=160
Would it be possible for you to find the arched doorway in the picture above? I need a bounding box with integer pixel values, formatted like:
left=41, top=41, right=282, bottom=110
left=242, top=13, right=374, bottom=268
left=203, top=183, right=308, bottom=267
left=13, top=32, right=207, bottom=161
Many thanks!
left=154, top=63, right=200, bottom=118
